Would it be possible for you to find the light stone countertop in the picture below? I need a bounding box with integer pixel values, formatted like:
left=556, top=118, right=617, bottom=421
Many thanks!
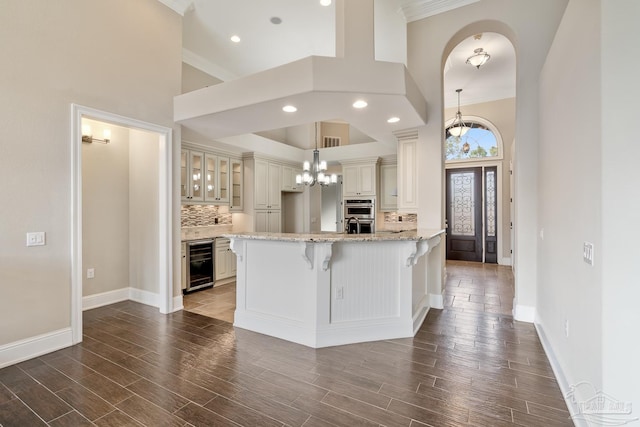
left=181, top=225, right=233, bottom=241
left=223, top=229, right=445, bottom=243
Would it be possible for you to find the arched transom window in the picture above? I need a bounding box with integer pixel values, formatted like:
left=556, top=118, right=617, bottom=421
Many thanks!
left=445, top=115, right=503, bottom=163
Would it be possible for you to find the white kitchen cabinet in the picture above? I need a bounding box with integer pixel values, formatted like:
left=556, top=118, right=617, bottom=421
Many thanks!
left=204, top=154, right=229, bottom=203
left=215, top=238, right=236, bottom=280
left=254, top=210, right=281, bottom=233
left=181, top=150, right=205, bottom=202
left=281, top=165, right=303, bottom=192
left=379, top=164, right=397, bottom=211
left=398, top=138, right=418, bottom=213
left=255, top=159, right=281, bottom=210
left=230, top=158, right=243, bottom=212
left=342, top=162, right=377, bottom=197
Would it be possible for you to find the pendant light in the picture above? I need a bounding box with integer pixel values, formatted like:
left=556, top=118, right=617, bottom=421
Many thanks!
left=466, top=47, right=491, bottom=69
left=448, top=89, right=469, bottom=138
left=296, top=122, right=338, bottom=187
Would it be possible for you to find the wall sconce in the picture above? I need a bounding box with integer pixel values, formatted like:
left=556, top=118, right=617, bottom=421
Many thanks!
left=82, top=124, right=111, bottom=144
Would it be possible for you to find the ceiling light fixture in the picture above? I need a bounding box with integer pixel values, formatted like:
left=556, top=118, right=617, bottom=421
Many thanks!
left=296, top=122, right=337, bottom=187
left=282, top=105, right=297, bottom=113
left=82, top=124, right=111, bottom=144
left=387, top=117, right=400, bottom=123
left=352, top=100, right=367, bottom=109
left=448, top=89, right=469, bottom=138
left=270, top=17, right=282, bottom=25
left=320, top=0, right=332, bottom=6
left=466, top=47, right=490, bottom=69
left=230, top=35, right=241, bottom=43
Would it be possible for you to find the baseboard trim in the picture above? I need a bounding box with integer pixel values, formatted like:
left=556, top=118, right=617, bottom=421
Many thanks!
left=513, top=304, right=535, bottom=323
left=534, top=319, right=589, bottom=427
left=0, top=328, right=73, bottom=369
left=83, top=288, right=129, bottom=311
left=172, top=295, right=184, bottom=312
left=500, top=257, right=512, bottom=266
left=129, top=288, right=160, bottom=308
left=429, top=293, right=444, bottom=309
left=83, top=287, right=161, bottom=310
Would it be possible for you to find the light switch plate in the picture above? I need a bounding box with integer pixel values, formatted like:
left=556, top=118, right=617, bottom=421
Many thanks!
left=583, top=242, right=594, bottom=266
left=26, top=232, right=45, bottom=247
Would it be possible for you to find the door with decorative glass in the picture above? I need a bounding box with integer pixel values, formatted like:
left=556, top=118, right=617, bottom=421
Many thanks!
left=445, top=166, right=498, bottom=263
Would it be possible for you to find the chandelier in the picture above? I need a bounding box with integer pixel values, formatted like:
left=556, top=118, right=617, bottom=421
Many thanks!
left=296, top=122, right=338, bottom=187
left=466, top=47, right=490, bottom=69
left=448, top=89, right=469, bottom=138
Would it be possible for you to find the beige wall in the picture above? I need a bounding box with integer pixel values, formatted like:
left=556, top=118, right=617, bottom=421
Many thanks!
left=182, top=63, right=222, bottom=94
left=82, top=120, right=130, bottom=296
left=0, top=0, right=181, bottom=346
left=539, top=0, right=640, bottom=417
left=129, top=130, right=160, bottom=293
left=444, top=97, right=515, bottom=261
left=407, top=0, right=569, bottom=315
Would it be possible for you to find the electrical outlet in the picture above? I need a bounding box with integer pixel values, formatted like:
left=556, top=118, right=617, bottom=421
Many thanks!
left=87, top=268, right=95, bottom=279
left=540, top=228, right=544, bottom=240
left=565, top=318, right=570, bottom=338
left=26, top=232, right=46, bottom=247
left=583, top=242, right=594, bottom=266
left=336, top=287, right=344, bottom=300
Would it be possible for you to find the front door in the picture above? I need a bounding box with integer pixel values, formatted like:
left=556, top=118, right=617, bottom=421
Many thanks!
left=446, top=166, right=498, bottom=263
left=446, top=168, right=482, bottom=261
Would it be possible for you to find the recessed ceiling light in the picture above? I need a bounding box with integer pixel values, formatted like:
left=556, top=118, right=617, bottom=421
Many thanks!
left=352, top=100, right=368, bottom=109
left=320, top=0, right=332, bottom=6
left=230, top=35, right=241, bottom=43
left=282, top=105, right=297, bottom=113
left=387, top=117, right=400, bottom=123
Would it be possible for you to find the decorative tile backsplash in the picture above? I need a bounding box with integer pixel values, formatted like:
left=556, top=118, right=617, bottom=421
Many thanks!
left=383, top=212, right=418, bottom=224
left=181, top=205, right=232, bottom=227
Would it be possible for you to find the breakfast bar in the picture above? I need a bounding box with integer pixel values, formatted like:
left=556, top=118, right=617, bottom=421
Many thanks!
left=225, top=229, right=445, bottom=348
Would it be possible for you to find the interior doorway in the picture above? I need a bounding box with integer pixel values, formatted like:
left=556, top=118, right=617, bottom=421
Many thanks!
left=445, top=165, right=498, bottom=263
left=71, top=104, right=173, bottom=344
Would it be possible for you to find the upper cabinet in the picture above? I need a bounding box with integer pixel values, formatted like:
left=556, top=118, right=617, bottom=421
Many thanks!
left=342, top=160, right=378, bottom=197
left=254, top=159, right=281, bottom=210
left=230, top=158, right=243, bottom=212
left=397, top=138, right=417, bottom=213
left=204, top=154, right=229, bottom=203
left=281, top=165, right=303, bottom=192
left=181, top=144, right=242, bottom=209
left=181, top=150, right=205, bottom=202
left=379, top=163, right=397, bottom=211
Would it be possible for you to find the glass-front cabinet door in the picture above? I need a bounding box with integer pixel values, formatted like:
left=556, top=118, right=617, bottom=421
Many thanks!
left=205, top=154, right=217, bottom=201
left=180, top=150, right=188, bottom=200
left=218, top=157, right=229, bottom=203
left=190, top=152, right=204, bottom=202
left=204, top=154, right=229, bottom=203
left=230, top=159, right=243, bottom=212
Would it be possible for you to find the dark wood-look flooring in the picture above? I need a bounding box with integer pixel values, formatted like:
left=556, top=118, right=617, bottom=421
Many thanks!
left=0, top=261, right=573, bottom=426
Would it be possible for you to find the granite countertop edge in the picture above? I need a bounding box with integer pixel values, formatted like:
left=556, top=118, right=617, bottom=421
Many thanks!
left=223, top=229, right=445, bottom=243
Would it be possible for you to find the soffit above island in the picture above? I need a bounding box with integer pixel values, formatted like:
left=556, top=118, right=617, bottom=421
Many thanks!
left=174, top=0, right=428, bottom=146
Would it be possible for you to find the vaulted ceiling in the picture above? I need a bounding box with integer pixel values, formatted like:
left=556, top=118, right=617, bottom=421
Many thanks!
left=161, top=0, right=515, bottom=148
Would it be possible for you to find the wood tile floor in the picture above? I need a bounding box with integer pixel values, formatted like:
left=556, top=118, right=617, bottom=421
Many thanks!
left=184, top=281, right=236, bottom=323
left=0, top=261, right=573, bottom=426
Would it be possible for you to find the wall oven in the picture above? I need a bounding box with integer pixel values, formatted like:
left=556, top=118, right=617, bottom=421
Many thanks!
left=344, top=199, right=375, bottom=234
left=185, top=239, right=215, bottom=293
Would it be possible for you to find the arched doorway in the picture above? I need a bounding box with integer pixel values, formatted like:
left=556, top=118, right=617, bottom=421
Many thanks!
left=442, top=32, right=515, bottom=266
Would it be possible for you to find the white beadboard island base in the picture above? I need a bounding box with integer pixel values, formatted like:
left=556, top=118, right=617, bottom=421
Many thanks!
left=226, top=229, right=445, bottom=348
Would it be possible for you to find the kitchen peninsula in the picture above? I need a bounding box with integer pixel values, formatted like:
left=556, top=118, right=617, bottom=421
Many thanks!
left=226, top=229, right=445, bottom=348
